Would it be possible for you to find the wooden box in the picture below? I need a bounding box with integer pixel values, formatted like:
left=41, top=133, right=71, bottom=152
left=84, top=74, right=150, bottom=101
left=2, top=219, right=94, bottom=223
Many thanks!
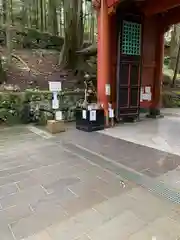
left=46, top=120, right=65, bottom=134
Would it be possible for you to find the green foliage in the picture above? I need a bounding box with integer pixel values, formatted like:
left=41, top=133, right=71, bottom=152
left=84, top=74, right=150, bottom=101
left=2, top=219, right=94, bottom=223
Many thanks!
left=0, top=92, right=24, bottom=125
left=162, top=91, right=180, bottom=108
left=0, top=57, right=6, bottom=84
left=0, top=90, right=83, bottom=126
left=164, top=56, right=170, bottom=66
left=22, top=29, right=64, bottom=49
left=1, top=28, right=64, bottom=50
left=0, top=30, right=5, bottom=45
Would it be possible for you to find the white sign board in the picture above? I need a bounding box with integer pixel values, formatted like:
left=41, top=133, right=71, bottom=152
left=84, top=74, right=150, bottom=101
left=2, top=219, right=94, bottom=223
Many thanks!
left=140, top=86, right=152, bottom=102
left=109, top=109, right=114, bottom=118
left=52, top=92, right=59, bottom=109
left=90, top=110, right=96, bottom=121
left=140, top=88, right=144, bottom=102
left=82, top=110, right=87, bottom=119
left=49, top=81, right=62, bottom=92
left=145, top=86, right=151, bottom=93
left=52, top=99, right=59, bottom=109
left=55, top=111, right=63, bottom=120
left=145, top=93, right=152, bottom=101
left=105, top=84, right=111, bottom=96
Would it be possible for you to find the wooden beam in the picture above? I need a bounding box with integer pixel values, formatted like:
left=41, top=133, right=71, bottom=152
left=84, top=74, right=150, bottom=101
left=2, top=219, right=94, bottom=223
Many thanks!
left=107, top=0, right=120, bottom=8
left=144, top=0, right=180, bottom=16
left=162, top=6, right=180, bottom=28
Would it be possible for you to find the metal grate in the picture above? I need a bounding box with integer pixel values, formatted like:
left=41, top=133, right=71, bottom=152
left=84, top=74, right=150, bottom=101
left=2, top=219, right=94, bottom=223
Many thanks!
left=117, top=168, right=180, bottom=204
left=122, top=21, right=141, bottom=56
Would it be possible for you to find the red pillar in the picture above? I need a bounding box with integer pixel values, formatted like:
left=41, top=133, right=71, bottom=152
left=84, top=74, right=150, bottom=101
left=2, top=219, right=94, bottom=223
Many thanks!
left=149, top=25, right=164, bottom=117
left=109, top=14, right=117, bottom=110
left=97, top=0, right=110, bottom=125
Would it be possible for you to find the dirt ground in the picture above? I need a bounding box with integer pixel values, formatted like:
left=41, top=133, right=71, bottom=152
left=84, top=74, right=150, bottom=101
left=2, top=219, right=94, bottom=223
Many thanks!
left=0, top=48, right=81, bottom=91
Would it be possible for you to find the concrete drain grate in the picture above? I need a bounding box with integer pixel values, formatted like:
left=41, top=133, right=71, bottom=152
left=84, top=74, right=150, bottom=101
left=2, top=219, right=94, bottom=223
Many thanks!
left=117, top=167, right=180, bottom=204
left=63, top=142, right=180, bottom=205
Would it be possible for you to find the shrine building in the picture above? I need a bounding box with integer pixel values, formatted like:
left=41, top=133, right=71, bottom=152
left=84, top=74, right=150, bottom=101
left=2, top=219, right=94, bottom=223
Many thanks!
left=92, top=0, right=180, bottom=122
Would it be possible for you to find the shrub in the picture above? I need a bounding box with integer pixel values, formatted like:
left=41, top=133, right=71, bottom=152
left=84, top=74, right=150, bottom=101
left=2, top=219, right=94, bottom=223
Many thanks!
left=0, top=90, right=84, bottom=125
left=162, top=91, right=180, bottom=108
left=163, top=74, right=172, bottom=86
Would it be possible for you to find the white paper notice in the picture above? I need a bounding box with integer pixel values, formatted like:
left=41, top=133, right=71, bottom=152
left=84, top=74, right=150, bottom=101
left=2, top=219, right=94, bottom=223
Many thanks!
left=82, top=110, right=87, bottom=119
left=90, top=110, right=96, bottom=121
left=52, top=99, right=59, bottom=109
left=140, top=88, right=144, bottom=102
left=88, top=105, right=92, bottom=111
left=140, top=94, right=143, bottom=102
left=109, top=109, right=114, bottom=118
left=148, top=93, right=152, bottom=101
left=53, top=91, right=58, bottom=99
left=49, top=82, right=62, bottom=92
left=145, top=86, right=151, bottom=93
left=105, top=84, right=111, bottom=96
left=143, top=93, right=151, bottom=101
left=55, top=111, right=63, bottom=120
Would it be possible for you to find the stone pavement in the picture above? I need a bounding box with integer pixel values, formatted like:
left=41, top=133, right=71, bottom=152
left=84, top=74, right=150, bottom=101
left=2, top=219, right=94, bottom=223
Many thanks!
left=161, top=108, right=180, bottom=117
left=0, top=126, right=180, bottom=239
left=25, top=187, right=180, bottom=240
left=59, top=125, right=180, bottom=178
left=100, top=114, right=180, bottom=156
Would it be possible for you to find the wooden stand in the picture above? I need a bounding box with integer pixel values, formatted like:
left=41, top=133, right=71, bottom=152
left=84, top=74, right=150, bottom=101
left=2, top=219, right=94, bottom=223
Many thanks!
left=46, top=120, right=65, bottom=134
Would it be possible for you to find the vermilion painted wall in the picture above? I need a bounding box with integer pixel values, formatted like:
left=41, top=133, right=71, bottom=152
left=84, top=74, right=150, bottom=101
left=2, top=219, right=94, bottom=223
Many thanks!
left=96, top=0, right=180, bottom=112
left=140, top=16, right=158, bottom=108
left=107, top=0, right=120, bottom=8
left=108, top=14, right=159, bottom=109
left=109, top=14, right=117, bottom=108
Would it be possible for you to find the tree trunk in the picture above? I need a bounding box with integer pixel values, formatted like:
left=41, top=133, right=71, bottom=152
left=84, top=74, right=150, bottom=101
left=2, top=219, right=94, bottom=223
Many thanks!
left=27, top=1, right=32, bottom=28
left=90, top=12, right=95, bottom=43
left=6, top=0, right=12, bottom=65
left=0, top=56, right=6, bottom=83
left=170, top=24, right=180, bottom=70
left=37, top=0, right=45, bottom=31
left=58, top=1, right=64, bottom=37
left=172, top=37, right=180, bottom=87
left=22, top=0, right=27, bottom=28
left=48, top=0, right=58, bottom=35
left=59, top=0, right=83, bottom=69
left=2, top=0, right=6, bottom=24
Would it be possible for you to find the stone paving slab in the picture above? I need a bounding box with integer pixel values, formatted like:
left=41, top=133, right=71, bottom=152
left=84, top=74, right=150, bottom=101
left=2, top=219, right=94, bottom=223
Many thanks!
left=0, top=224, right=14, bottom=240
left=1, top=126, right=180, bottom=239
left=25, top=231, right=52, bottom=240
left=0, top=126, right=138, bottom=239
left=0, top=204, right=32, bottom=225
left=88, top=210, right=145, bottom=240
left=10, top=205, right=67, bottom=239
left=58, top=128, right=180, bottom=177
left=158, top=168, right=180, bottom=191
left=24, top=186, right=179, bottom=240
left=129, top=217, right=180, bottom=240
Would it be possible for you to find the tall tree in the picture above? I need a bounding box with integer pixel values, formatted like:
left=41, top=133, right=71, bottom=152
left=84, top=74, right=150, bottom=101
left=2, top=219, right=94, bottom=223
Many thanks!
left=172, top=37, right=180, bottom=87
left=59, top=0, right=84, bottom=69
left=6, top=0, right=12, bottom=64
left=170, top=24, right=180, bottom=70
left=2, top=0, right=6, bottom=24
left=48, top=0, right=58, bottom=35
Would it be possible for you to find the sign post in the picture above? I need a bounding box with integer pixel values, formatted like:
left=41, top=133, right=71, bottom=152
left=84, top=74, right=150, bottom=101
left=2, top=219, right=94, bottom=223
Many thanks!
left=48, top=81, right=62, bottom=120
left=47, top=81, right=65, bottom=134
